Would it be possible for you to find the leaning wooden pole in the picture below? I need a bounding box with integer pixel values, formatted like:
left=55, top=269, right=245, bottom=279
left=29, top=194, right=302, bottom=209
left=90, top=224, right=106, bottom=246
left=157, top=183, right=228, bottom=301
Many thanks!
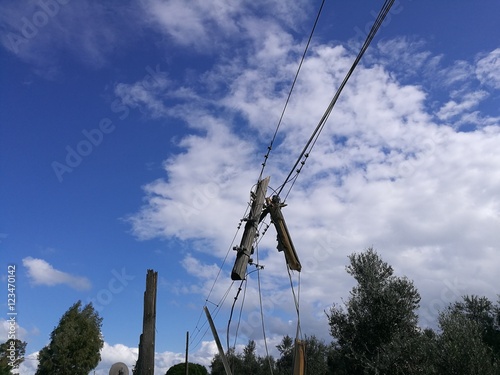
left=204, top=306, right=233, bottom=375
left=136, top=269, right=158, bottom=375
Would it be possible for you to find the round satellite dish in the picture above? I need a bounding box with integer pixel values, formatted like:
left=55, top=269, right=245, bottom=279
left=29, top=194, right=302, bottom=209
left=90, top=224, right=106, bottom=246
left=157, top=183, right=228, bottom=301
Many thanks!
left=109, top=362, right=129, bottom=375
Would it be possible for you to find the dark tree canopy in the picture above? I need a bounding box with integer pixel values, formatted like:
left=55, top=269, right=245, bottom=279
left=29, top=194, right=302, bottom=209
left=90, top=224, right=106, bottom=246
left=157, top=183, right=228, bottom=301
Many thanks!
left=0, top=339, right=26, bottom=375
left=437, top=309, right=498, bottom=374
left=35, top=301, right=103, bottom=375
left=449, top=294, right=500, bottom=356
left=210, top=347, right=242, bottom=375
left=275, top=335, right=293, bottom=375
left=166, top=362, right=207, bottom=375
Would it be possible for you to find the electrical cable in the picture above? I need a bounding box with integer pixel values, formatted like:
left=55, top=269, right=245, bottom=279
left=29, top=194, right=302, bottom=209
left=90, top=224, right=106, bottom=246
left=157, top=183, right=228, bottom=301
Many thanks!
left=233, top=277, right=248, bottom=349
left=258, top=0, right=326, bottom=182
left=226, top=279, right=245, bottom=351
left=189, top=196, right=253, bottom=351
left=256, top=243, right=274, bottom=375
left=189, top=280, right=235, bottom=351
left=276, top=0, right=396, bottom=200
left=190, top=0, right=396, bottom=359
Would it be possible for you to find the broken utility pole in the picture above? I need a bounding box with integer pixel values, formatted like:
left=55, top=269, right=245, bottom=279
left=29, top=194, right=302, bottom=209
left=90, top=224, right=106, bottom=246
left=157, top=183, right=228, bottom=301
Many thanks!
left=204, top=306, right=233, bottom=375
left=135, top=269, right=158, bottom=375
left=293, top=339, right=306, bottom=375
left=267, top=195, right=302, bottom=272
left=231, top=176, right=270, bottom=280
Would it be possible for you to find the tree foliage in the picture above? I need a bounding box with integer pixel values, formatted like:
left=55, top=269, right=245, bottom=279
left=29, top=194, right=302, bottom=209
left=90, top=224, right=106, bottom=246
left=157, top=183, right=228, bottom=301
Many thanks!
left=327, top=248, right=422, bottom=374
left=449, top=294, right=500, bottom=356
left=436, top=309, right=498, bottom=374
left=0, top=339, right=27, bottom=375
left=35, top=301, right=103, bottom=375
left=434, top=295, right=500, bottom=374
left=275, top=335, right=293, bottom=375
left=210, top=336, right=330, bottom=375
left=207, top=249, right=499, bottom=375
left=165, top=362, right=207, bottom=375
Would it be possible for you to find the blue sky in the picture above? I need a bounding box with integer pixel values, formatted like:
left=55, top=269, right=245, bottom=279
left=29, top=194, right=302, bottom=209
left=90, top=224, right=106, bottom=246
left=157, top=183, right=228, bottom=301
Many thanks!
left=1, top=0, right=499, bottom=374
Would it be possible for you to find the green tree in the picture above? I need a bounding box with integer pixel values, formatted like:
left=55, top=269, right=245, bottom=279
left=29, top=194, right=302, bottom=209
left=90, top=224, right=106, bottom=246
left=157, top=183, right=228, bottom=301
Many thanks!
left=303, top=335, right=329, bottom=375
left=241, top=340, right=260, bottom=374
left=275, top=335, right=331, bottom=375
left=0, top=339, right=27, bottom=375
left=327, top=248, right=422, bottom=374
left=210, top=347, right=242, bottom=375
left=449, top=295, right=500, bottom=356
left=257, top=354, right=276, bottom=375
left=436, top=310, right=498, bottom=374
left=275, top=335, right=293, bottom=375
left=165, top=362, right=207, bottom=375
left=35, top=301, right=103, bottom=375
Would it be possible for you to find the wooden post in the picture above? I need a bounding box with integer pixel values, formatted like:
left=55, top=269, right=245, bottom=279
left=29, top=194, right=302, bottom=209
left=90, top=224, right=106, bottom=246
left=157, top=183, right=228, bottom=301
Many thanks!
left=293, top=339, right=305, bottom=375
left=204, top=306, right=233, bottom=375
left=231, top=177, right=270, bottom=280
left=185, top=331, right=189, bottom=375
left=268, top=195, right=301, bottom=272
left=136, top=269, right=158, bottom=375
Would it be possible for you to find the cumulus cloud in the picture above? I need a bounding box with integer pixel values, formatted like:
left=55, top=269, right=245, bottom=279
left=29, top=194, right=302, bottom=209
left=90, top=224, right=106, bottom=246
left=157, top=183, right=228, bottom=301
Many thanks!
left=127, top=119, right=259, bottom=249
left=22, top=257, right=91, bottom=291
left=70, top=341, right=215, bottom=375
left=122, top=29, right=500, bottom=348
left=0, top=319, right=28, bottom=342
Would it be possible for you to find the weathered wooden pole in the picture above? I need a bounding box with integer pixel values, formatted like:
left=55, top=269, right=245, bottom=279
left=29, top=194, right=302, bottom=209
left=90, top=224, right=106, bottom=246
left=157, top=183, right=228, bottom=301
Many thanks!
left=204, top=306, right=233, bottom=375
left=231, top=176, right=270, bottom=280
left=293, top=339, right=305, bottom=375
left=268, top=195, right=302, bottom=272
left=136, top=269, right=158, bottom=375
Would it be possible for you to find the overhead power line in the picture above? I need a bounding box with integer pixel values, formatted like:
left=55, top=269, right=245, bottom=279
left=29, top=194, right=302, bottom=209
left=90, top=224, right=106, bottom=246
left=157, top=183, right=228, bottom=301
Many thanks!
left=258, top=0, right=327, bottom=182
left=276, top=0, right=396, bottom=200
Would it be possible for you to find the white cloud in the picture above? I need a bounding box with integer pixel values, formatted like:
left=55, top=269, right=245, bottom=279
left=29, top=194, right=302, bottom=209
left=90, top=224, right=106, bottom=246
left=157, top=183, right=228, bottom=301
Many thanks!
left=114, top=76, right=170, bottom=119
left=476, top=48, right=500, bottom=89
left=127, top=119, right=259, bottom=251
left=80, top=341, right=214, bottom=375
left=118, top=9, right=500, bottom=343
left=0, top=319, right=28, bottom=342
left=22, top=257, right=91, bottom=291
left=140, top=0, right=308, bottom=51
left=0, top=0, right=141, bottom=72
left=436, top=90, right=488, bottom=121
left=19, top=351, right=39, bottom=375
left=20, top=340, right=215, bottom=375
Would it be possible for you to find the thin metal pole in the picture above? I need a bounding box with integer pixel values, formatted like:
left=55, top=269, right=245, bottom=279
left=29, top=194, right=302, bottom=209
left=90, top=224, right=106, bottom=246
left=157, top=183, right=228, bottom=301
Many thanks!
left=185, top=331, right=189, bottom=375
